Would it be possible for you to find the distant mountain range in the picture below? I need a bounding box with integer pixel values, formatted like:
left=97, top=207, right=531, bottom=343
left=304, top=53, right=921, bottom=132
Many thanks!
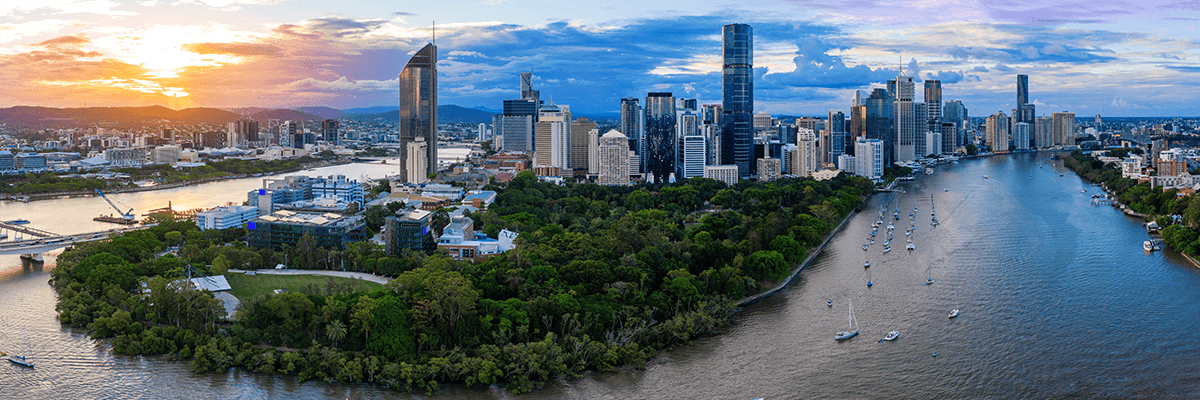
left=0, top=104, right=617, bottom=129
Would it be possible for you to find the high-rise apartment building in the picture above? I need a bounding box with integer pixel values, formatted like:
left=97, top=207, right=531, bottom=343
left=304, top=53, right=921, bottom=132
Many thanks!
left=228, top=119, right=259, bottom=148
left=1052, top=112, right=1076, bottom=146
left=894, top=75, right=916, bottom=162
left=398, top=43, right=437, bottom=183
left=321, top=119, right=339, bottom=145
left=854, top=138, right=884, bottom=180
left=943, top=100, right=966, bottom=147
left=1034, top=117, right=1054, bottom=148
left=753, top=112, right=773, bottom=131
left=791, top=128, right=818, bottom=177
left=722, top=23, right=754, bottom=177
left=986, top=112, right=1010, bottom=152
left=406, top=137, right=429, bottom=184
left=1013, top=122, right=1031, bottom=150
left=598, top=130, right=630, bottom=186
left=678, top=134, right=707, bottom=179
left=535, top=103, right=571, bottom=169
left=914, top=102, right=927, bottom=158
left=644, top=92, right=676, bottom=182
left=620, top=98, right=643, bottom=159
left=570, top=117, right=596, bottom=172
left=828, top=110, right=847, bottom=156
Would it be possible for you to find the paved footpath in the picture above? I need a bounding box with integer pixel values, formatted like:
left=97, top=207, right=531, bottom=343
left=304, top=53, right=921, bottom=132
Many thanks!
left=227, top=269, right=391, bottom=285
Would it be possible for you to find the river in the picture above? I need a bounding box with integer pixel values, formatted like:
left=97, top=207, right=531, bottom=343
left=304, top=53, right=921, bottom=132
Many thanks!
left=4, top=153, right=1200, bottom=398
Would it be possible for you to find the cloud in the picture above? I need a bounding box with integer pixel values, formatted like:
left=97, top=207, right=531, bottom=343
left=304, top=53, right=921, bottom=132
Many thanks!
left=282, top=77, right=397, bottom=93
left=1, top=0, right=134, bottom=16
left=172, top=0, right=281, bottom=7
left=37, top=35, right=90, bottom=47
left=925, top=70, right=965, bottom=84
left=182, top=42, right=281, bottom=56
left=1110, top=97, right=1143, bottom=109
left=1020, top=45, right=1039, bottom=59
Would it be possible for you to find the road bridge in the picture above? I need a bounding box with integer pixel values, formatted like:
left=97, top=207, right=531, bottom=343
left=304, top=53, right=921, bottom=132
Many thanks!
left=0, top=225, right=154, bottom=257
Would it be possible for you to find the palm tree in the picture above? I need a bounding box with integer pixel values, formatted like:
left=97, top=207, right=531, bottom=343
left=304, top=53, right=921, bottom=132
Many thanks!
left=326, top=319, right=347, bottom=347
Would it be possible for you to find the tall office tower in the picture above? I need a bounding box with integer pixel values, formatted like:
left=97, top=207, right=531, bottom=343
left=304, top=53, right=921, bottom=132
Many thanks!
left=722, top=23, right=754, bottom=177
left=703, top=124, right=722, bottom=165
left=321, top=119, right=339, bottom=145
left=678, top=134, right=707, bottom=179
left=1034, top=117, right=1054, bottom=148
left=161, top=128, right=175, bottom=144
left=894, top=75, right=916, bottom=162
left=924, top=80, right=942, bottom=137
left=520, top=71, right=540, bottom=105
left=679, top=98, right=698, bottom=113
left=268, top=119, right=282, bottom=145
left=534, top=103, right=571, bottom=169
left=854, top=138, right=884, bottom=180
left=644, top=92, right=676, bottom=182
left=496, top=99, right=537, bottom=152
left=986, top=112, right=1010, bottom=152
left=620, top=97, right=644, bottom=159
left=943, top=100, right=966, bottom=146
left=1095, top=114, right=1103, bottom=133
left=852, top=90, right=862, bottom=107
left=1013, top=122, right=1031, bottom=150
left=406, top=137, right=429, bottom=184
left=941, top=123, right=956, bottom=154
left=570, top=117, right=596, bottom=171
left=228, top=119, right=259, bottom=147
left=398, top=43, right=437, bottom=183
left=701, top=104, right=722, bottom=125
left=284, top=120, right=303, bottom=149
left=1151, top=139, right=1167, bottom=170
left=676, top=110, right=699, bottom=175
left=777, top=124, right=798, bottom=146
left=828, top=109, right=847, bottom=155
left=1015, top=74, right=1035, bottom=124
left=1052, top=112, right=1076, bottom=146
left=677, top=110, right=699, bottom=138
left=598, top=130, right=630, bottom=186
left=850, top=104, right=866, bottom=140
left=865, top=88, right=894, bottom=165
left=914, top=102, right=928, bottom=157
left=792, top=128, right=818, bottom=177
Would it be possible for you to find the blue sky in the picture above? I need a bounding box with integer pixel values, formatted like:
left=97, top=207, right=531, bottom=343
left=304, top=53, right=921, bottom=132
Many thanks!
left=0, top=0, right=1198, bottom=116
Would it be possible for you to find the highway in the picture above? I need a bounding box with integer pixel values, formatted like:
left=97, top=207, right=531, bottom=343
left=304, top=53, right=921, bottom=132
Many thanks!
left=0, top=225, right=153, bottom=256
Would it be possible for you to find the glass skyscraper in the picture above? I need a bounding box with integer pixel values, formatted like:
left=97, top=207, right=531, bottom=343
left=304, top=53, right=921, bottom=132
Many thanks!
left=644, top=92, right=676, bottom=182
left=721, top=23, right=753, bottom=177
left=398, top=43, right=437, bottom=183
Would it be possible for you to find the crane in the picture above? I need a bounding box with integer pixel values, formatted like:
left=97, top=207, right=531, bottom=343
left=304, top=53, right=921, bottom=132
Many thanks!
left=95, top=189, right=135, bottom=221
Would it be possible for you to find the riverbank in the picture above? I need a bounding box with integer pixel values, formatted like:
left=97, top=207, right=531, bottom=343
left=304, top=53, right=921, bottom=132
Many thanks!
left=3, top=159, right=348, bottom=203
left=738, top=208, right=858, bottom=307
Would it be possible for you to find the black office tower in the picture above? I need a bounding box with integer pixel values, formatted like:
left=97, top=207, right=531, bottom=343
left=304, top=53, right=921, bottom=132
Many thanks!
left=722, top=23, right=753, bottom=177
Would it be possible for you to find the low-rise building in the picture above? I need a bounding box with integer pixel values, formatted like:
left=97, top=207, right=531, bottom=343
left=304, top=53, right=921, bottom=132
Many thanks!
left=462, top=190, right=497, bottom=208
left=384, top=209, right=436, bottom=254
left=248, top=210, right=366, bottom=250
left=704, top=165, right=739, bottom=186
left=436, top=216, right=518, bottom=261
left=196, top=205, right=260, bottom=231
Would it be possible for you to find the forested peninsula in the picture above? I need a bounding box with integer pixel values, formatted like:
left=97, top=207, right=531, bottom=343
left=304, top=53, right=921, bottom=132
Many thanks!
left=52, top=171, right=872, bottom=393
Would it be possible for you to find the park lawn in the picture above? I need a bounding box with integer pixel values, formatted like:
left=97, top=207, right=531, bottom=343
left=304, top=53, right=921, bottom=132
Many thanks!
left=224, top=273, right=383, bottom=300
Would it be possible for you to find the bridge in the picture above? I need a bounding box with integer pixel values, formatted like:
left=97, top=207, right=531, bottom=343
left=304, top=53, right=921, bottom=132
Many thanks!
left=0, top=223, right=153, bottom=257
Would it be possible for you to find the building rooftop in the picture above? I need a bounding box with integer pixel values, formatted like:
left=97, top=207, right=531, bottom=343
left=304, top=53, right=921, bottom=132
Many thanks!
left=255, top=210, right=361, bottom=227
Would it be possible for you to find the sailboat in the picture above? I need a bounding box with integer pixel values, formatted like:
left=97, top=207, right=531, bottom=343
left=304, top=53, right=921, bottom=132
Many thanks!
left=925, top=264, right=935, bottom=285
left=9, top=327, right=34, bottom=368
left=834, top=299, right=859, bottom=340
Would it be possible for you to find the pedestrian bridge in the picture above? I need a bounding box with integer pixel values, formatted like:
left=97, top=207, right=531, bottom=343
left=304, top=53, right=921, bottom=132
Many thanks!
left=0, top=223, right=153, bottom=257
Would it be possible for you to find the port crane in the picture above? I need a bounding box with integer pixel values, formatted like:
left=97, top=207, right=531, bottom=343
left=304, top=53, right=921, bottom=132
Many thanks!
left=95, top=189, right=136, bottom=222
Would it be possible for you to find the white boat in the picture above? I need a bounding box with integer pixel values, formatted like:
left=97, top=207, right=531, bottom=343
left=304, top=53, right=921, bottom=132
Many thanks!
left=863, top=244, right=869, bottom=251
left=883, top=240, right=889, bottom=246
left=8, top=327, right=34, bottom=368
left=949, top=309, right=959, bottom=318
left=884, top=246, right=891, bottom=253
left=835, top=299, right=859, bottom=340
left=882, top=330, right=899, bottom=341
left=827, top=299, right=833, bottom=307
left=1144, top=241, right=1158, bottom=251
left=906, top=243, right=916, bottom=251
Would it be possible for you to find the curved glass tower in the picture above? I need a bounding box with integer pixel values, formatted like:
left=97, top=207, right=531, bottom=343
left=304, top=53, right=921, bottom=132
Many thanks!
left=721, top=23, right=753, bottom=177
left=399, top=43, right=437, bottom=183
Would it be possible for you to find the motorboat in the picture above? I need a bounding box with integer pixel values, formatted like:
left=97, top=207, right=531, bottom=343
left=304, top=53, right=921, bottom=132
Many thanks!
left=883, top=240, right=889, bottom=246
left=906, top=243, right=916, bottom=251
left=864, top=261, right=871, bottom=268
left=883, top=246, right=891, bottom=253
left=866, top=280, right=873, bottom=288
left=863, top=243, right=869, bottom=251
left=949, top=309, right=959, bottom=318
left=925, top=277, right=934, bottom=285
left=828, top=299, right=833, bottom=307
left=983, top=175, right=989, bottom=179
left=882, top=331, right=899, bottom=341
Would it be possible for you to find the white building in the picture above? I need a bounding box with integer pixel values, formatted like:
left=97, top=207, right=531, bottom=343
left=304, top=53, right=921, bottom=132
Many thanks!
left=791, top=128, right=818, bottom=177
left=837, top=154, right=856, bottom=174
left=311, top=176, right=366, bottom=205
left=196, top=205, right=260, bottom=231
left=535, top=103, right=571, bottom=169
left=406, top=137, right=429, bottom=184
left=925, top=131, right=942, bottom=157
left=704, top=165, right=739, bottom=186
left=151, top=145, right=181, bottom=165
left=854, top=138, right=884, bottom=180
left=757, top=157, right=781, bottom=182
left=598, top=130, right=630, bottom=186
left=678, top=134, right=707, bottom=179
left=1012, top=122, right=1031, bottom=150
left=753, top=112, right=773, bottom=130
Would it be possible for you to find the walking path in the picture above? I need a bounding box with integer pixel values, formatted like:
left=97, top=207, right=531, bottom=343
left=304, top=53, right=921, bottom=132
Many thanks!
left=227, top=268, right=391, bottom=285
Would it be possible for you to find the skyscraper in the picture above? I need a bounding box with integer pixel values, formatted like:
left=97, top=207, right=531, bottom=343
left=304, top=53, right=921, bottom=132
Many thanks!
left=620, top=97, right=643, bottom=163
left=1016, top=74, right=1035, bottom=124
left=535, top=103, right=571, bottom=169
left=865, top=88, right=894, bottom=165
left=986, top=112, right=1010, bottom=152
left=924, top=79, right=942, bottom=147
left=398, top=43, right=437, bottom=183
left=321, top=119, right=339, bottom=145
left=894, top=75, right=915, bottom=161
left=914, top=102, right=927, bottom=158
left=570, top=117, right=596, bottom=171
left=644, top=92, right=676, bottom=182
left=520, top=71, right=540, bottom=105
left=828, top=110, right=846, bottom=158
left=722, top=23, right=753, bottom=177
left=943, top=100, right=966, bottom=147
left=598, top=130, right=630, bottom=186
left=406, top=137, right=429, bottom=184
left=1034, top=117, right=1054, bottom=148
left=495, top=98, right=537, bottom=152
left=1052, top=112, right=1076, bottom=146
left=1013, top=122, right=1031, bottom=150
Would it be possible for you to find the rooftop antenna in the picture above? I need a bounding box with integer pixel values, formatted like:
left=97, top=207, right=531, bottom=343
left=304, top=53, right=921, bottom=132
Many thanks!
left=898, top=54, right=904, bottom=76
left=432, top=21, right=436, bottom=45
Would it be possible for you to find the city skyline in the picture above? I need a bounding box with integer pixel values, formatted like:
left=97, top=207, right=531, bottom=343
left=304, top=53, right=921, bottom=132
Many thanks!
left=0, top=1, right=1198, bottom=116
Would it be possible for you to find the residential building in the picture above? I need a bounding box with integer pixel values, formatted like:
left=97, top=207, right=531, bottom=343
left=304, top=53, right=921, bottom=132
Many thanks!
left=0, top=151, right=14, bottom=170
left=753, top=112, right=773, bottom=131
left=321, top=119, right=339, bottom=145
left=570, top=117, right=596, bottom=172
left=436, top=216, right=519, bottom=261
left=792, top=128, right=818, bottom=177
left=407, top=137, right=429, bottom=184
left=757, top=157, right=781, bottom=181
left=986, top=112, right=1010, bottom=152
left=1034, top=117, right=1054, bottom=148
left=894, top=75, right=916, bottom=162
left=399, top=43, right=438, bottom=183
left=1013, top=122, right=1031, bottom=150
left=678, top=133, right=707, bottom=179
left=836, top=154, right=855, bottom=175
left=924, top=80, right=942, bottom=136
left=925, top=131, right=942, bottom=156
left=854, top=138, right=884, bottom=180
left=1052, top=112, right=1076, bottom=146
left=598, top=130, right=631, bottom=186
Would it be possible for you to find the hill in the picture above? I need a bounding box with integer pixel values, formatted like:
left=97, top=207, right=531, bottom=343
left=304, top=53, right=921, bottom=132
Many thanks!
left=250, top=109, right=324, bottom=122
left=295, top=106, right=343, bottom=120
left=346, top=105, right=495, bottom=124
left=0, top=106, right=241, bottom=128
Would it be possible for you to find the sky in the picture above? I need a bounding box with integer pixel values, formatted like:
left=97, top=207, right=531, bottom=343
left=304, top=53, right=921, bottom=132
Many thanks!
left=0, top=0, right=1198, bottom=117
